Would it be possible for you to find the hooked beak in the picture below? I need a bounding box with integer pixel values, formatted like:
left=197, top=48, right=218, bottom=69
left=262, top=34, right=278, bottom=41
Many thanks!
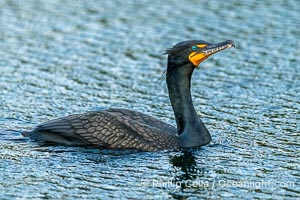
left=189, top=40, right=235, bottom=67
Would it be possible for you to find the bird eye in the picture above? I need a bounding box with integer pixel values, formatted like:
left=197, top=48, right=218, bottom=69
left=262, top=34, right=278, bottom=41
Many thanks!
left=191, top=45, right=198, bottom=51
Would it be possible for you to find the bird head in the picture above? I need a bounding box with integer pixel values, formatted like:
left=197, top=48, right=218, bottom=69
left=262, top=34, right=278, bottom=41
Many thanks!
left=166, top=40, right=235, bottom=68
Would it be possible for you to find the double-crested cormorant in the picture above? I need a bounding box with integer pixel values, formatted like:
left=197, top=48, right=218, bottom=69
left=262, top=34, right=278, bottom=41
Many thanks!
left=23, top=40, right=235, bottom=151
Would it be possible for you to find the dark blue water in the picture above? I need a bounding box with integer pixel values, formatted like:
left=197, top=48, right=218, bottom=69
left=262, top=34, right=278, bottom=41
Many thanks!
left=0, top=0, right=299, bottom=199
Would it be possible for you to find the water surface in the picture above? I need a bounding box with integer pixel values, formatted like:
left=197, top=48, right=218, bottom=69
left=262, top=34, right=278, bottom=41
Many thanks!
left=0, top=0, right=299, bottom=199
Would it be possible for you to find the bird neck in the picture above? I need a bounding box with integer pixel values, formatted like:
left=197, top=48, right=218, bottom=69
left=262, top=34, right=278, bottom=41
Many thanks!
left=166, top=61, right=211, bottom=148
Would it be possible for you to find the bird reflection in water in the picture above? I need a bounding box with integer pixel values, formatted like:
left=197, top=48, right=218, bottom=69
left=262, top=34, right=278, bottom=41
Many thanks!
left=169, top=150, right=205, bottom=189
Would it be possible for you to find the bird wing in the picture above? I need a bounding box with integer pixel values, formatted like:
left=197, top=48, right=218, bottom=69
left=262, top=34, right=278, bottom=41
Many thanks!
left=105, top=108, right=176, bottom=135
left=30, top=109, right=178, bottom=151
